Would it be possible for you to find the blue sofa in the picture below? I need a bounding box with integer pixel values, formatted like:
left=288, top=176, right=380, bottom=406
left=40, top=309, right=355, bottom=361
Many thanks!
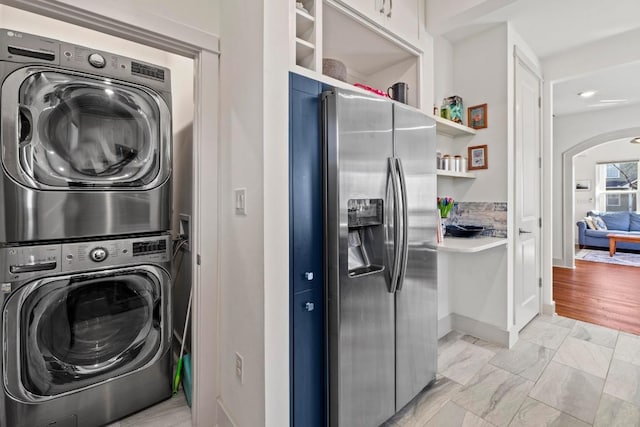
left=577, top=210, right=640, bottom=251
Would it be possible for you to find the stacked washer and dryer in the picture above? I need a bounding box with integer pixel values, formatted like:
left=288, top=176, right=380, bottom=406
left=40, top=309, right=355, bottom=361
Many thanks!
left=0, top=29, right=174, bottom=427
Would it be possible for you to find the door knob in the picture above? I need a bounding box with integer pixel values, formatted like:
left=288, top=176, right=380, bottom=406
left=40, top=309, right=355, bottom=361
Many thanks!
left=304, top=272, right=314, bottom=281
left=304, top=302, right=315, bottom=312
left=519, top=228, right=532, bottom=234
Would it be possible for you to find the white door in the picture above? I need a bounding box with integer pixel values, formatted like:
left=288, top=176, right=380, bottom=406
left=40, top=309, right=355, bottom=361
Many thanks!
left=514, top=50, right=542, bottom=331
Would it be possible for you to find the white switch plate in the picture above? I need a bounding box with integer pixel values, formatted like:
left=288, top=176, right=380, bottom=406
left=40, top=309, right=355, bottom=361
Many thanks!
left=234, top=188, right=247, bottom=215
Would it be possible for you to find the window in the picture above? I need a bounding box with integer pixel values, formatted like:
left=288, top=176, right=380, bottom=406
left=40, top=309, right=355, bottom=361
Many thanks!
left=596, top=161, right=639, bottom=212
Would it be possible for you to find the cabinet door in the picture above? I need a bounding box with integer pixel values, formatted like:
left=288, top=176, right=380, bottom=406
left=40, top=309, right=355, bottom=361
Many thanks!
left=289, top=73, right=325, bottom=427
left=290, top=75, right=323, bottom=295
left=338, top=0, right=381, bottom=25
left=292, top=288, right=324, bottom=427
left=383, top=0, right=420, bottom=45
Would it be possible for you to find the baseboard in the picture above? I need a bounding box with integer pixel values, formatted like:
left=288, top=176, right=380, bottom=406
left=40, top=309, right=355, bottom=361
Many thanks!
left=438, top=314, right=453, bottom=339
left=542, top=302, right=556, bottom=316
left=217, top=398, right=237, bottom=427
left=451, top=313, right=510, bottom=347
left=553, top=258, right=574, bottom=269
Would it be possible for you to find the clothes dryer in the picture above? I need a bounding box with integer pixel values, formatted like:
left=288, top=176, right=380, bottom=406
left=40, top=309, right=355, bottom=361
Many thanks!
left=0, top=233, right=172, bottom=427
left=0, top=29, right=172, bottom=243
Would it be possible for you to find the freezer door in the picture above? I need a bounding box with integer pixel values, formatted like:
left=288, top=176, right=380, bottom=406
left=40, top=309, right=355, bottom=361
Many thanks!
left=392, top=103, right=438, bottom=410
left=324, top=89, right=396, bottom=427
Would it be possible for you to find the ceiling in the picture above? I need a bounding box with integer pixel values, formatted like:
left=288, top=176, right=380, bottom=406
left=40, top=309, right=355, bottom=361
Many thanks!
left=443, top=0, right=640, bottom=116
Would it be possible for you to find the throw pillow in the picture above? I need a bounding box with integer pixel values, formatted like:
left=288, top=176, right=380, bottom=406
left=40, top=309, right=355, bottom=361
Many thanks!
left=593, top=216, right=608, bottom=230
left=584, top=217, right=596, bottom=229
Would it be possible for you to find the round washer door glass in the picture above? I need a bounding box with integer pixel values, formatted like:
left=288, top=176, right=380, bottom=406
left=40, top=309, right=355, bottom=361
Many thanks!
left=16, top=71, right=167, bottom=188
left=19, top=269, right=163, bottom=396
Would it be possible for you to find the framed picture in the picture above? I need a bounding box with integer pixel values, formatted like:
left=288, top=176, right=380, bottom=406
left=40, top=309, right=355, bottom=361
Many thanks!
left=468, top=103, right=488, bottom=129
left=575, top=180, right=591, bottom=191
left=468, top=145, right=488, bottom=170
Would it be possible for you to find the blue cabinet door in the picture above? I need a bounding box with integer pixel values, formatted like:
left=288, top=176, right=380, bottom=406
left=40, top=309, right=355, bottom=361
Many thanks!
left=289, top=72, right=325, bottom=427
left=292, top=288, right=324, bottom=426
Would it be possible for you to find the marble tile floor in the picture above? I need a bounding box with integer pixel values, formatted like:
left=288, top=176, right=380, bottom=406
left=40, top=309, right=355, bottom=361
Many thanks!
left=108, top=314, right=640, bottom=427
left=387, top=315, right=640, bottom=427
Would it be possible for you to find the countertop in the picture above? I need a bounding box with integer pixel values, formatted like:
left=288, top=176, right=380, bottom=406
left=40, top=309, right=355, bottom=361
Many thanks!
left=438, top=236, right=508, bottom=253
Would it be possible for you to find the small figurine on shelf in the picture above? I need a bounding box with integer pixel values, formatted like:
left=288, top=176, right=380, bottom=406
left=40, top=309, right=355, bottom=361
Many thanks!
left=446, top=95, right=463, bottom=124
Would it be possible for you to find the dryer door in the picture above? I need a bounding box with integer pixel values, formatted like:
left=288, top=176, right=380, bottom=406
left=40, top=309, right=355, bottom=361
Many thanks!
left=3, top=266, right=170, bottom=401
left=1, top=67, right=171, bottom=190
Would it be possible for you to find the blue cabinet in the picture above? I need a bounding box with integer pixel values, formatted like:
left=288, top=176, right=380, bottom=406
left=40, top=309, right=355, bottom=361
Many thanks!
left=289, top=73, right=325, bottom=427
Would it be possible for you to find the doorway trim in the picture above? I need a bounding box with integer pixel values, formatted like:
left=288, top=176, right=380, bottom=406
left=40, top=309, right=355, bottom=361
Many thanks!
left=561, top=127, right=640, bottom=268
left=0, top=1, right=221, bottom=425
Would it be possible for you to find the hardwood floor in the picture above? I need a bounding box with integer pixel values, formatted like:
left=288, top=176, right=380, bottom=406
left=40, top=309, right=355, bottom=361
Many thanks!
left=553, top=259, right=640, bottom=335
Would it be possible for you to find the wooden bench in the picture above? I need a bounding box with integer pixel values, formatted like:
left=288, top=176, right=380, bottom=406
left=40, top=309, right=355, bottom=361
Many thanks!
left=607, top=233, right=640, bottom=256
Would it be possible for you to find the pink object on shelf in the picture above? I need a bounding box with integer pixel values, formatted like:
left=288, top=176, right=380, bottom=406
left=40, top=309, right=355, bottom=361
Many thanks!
left=354, top=83, right=389, bottom=98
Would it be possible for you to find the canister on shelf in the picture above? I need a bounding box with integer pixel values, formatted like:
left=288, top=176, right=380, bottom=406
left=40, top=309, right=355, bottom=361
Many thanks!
left=460, top=156, right=467, bottom=173
left=436, top=151, right=442, bottom=169
left=454, top=155, right=462, bottom=172
left=442, top=154, right=451, bottom=171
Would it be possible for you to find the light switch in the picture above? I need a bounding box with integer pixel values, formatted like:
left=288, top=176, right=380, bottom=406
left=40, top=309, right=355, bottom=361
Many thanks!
left=235, top=188, right=247, bottom=215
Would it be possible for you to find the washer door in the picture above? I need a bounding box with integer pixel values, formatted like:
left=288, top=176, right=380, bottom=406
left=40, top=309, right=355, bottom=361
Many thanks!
left=1, top=67, right=171, bottom=190
left=3, top=266, right=170, bottom=401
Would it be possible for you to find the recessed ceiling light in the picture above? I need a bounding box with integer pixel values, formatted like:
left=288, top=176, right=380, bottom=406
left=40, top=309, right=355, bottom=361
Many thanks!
left=578, top=90, right=597, bottom=98
left=631, top=137, right=640, bottom=144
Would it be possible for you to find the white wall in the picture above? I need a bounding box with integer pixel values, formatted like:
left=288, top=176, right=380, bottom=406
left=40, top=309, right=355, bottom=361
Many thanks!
left=426, top=0, right=519, bottom=35
left=452, top=24, right=508, bottom=202
left=217, top=0, right=266, bottom=425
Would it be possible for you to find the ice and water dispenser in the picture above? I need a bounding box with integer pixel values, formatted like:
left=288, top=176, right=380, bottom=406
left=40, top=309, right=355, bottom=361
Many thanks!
left=347, top=198, right=385, bottom=277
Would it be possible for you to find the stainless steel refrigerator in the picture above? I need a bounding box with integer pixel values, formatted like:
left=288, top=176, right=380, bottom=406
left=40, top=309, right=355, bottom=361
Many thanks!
left=323, top=88, right=438, bottom=427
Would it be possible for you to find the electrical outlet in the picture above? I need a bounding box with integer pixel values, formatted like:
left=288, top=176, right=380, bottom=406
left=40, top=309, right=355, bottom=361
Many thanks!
left=235, top=352, right=244, bottom=384
left=179, top=214, right=191, bottom=251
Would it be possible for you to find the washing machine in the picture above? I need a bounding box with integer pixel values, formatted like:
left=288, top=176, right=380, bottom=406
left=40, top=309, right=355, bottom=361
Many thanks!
left=0, top=233, right=172, bottom=427
left=0, top=29, right=172, bottom=244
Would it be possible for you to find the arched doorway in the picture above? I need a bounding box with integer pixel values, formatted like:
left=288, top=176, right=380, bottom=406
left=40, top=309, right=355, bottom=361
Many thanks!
left=561, top=127, right=640, bottom=267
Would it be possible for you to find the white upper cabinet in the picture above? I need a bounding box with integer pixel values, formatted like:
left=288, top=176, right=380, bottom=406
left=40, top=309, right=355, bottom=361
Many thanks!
left=339, top=0, right=379, bottom=23
left=382, top=0, right=420, bottom=46
left=337, top=0, right=419, bottom=46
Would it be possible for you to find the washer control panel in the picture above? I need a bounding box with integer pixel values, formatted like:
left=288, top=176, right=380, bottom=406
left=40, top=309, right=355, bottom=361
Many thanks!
left=62, top=235, right=171, bottom=272
left=1, top=245, right=61, bottom=281
left=0, top=234, right=171, bottom=282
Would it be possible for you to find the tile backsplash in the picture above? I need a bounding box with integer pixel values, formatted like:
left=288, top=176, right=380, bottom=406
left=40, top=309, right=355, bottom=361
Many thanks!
left=445, top=202, right=507, bottom=238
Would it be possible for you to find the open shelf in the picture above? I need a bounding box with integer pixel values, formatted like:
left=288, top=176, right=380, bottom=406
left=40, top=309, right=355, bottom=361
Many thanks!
left=435, top=116, right=476, bottom=138
left=296, top=8, right=315, bottom=37
left=296, top=37, right=315, bottom=66
left=437, top=170, right=476, bottom=179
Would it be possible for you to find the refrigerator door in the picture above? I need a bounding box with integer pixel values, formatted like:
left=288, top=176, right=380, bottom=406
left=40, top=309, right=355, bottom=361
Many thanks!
left=324, top=89, right=396, bottom=427
left=392, top=103, right=438, bottom=410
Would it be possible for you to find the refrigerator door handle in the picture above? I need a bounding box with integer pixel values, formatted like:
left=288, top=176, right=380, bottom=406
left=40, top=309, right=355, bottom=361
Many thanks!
left=395, top=158, right=409, bottom=291
left=388, top=157, right=402, bottom=293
